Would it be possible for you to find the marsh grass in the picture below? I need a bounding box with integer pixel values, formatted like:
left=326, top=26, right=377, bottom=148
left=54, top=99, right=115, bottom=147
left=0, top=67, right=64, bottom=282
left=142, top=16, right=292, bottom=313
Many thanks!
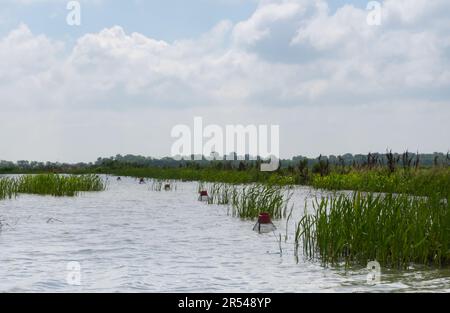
left=0, top=174, right=105, bottom=199
left=87, top=164, right=449, bottom=196
left=297, top=192, right=450, bottom=268
left=150, top=179, right=177, bottom=191
left=230, top=185, right=291, bottom=219
left=285, top=204, right=294, bottom=242
left=94, top=167, right=299, bottom=186
left=205, top=183, right=293, bottom=220
left=0, top=177, right=18, bottom=200
left=206, top=183, right=236, bottom=205
left=312, top=168, right=450, bottom=197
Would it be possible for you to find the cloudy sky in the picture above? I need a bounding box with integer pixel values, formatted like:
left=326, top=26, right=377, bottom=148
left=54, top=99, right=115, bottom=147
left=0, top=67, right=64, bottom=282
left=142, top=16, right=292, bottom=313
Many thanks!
left=0, top=0, right=449, bottom=162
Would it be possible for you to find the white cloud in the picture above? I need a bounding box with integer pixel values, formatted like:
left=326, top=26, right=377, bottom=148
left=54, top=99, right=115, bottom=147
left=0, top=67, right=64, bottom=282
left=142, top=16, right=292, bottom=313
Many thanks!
left=232, top=1, right=302, bottom=46
left=3, top=1, right=449, bottom=109
left=0, top=0, right=449, bottom=161
left=291, top=3, right=371, bottom=50
left=0, top=24, right=64, bottom=110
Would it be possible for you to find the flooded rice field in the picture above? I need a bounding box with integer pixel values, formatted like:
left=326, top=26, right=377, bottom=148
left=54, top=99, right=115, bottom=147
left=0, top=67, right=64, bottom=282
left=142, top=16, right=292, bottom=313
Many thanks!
left=0, top=176, right=449, bottom=292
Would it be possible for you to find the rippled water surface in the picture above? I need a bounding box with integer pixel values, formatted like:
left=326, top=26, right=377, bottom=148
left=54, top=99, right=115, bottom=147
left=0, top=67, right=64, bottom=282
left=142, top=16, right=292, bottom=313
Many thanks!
left=0, top=176, right=449, bottom=292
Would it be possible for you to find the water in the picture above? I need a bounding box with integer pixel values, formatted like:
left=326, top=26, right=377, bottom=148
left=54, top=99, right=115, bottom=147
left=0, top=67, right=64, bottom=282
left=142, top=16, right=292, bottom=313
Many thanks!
left=0, top=176, right=449, bottom=293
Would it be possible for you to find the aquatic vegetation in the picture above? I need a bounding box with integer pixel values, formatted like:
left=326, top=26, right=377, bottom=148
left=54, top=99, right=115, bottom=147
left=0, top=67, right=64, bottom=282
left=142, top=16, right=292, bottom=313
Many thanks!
left=205, top=183, right=292, bottom=220
left=285, top=204, right=294, bottom=242
left=3, top=151, right=449, bottom=196
left=206, top=183, right=236, bottom=205
left=150, top=179, right=176, bottom=191
left=231, top=184, right=292, bottom=220
left=16, top=174, right=105, bottom=197
left=95, top=167, right=288, bottom=185
left=0, top=174, right=105, bottom=199
left=296, top=192, right=450, bottom=268
left=0, top=177, right=18, bottom=200
left=85, top=162, right=450, bottom=197
left=151, top=180, right=163, bottom=191
left=311, top=168, right=450, bottom=197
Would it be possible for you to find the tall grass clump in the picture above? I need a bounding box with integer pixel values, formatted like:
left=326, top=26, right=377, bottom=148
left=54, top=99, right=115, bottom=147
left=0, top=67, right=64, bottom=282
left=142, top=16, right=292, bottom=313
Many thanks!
left=312, top=168, right=450, bottom=197
left=16, top=174, right=105, bottom=197
left=150, top=179, right=176, bottom=191
left=0, top=177, right=18, bottom=200
left=297, top=192, right=450, bottom=268
left=206, top=183, right=237, bottom=205
left=231, top=185, right=292, bottom=219
left=96, top=167, right=299, bottom=186
left=206, top=183, right=293, bottom=220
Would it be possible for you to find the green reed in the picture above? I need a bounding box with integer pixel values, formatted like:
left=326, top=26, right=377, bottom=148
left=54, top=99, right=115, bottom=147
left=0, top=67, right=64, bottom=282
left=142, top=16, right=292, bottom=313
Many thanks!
left=83, top=163, right=450, bottom=196
left=96, top=167, right=292, bottom=185
left=150, top=179, right=176, bottom=191
left=0, top=177, right=19, bottom=200
left=205, top=183, right=292, bottom=220
left=311, top=168, right=450, bottom=197
left=0, top=174, right=105, bottom=199
left=296, top=192, right=450, bottom=268
left=206, top=183, right=237, bottom=205
left=17, top=174, right=105, bottom=197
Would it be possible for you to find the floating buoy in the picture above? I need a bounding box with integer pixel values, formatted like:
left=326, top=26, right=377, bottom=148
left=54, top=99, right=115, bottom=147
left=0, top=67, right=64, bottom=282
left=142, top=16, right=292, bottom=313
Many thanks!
left=164, top=184, right=171, bottom=191
left=198, top=190, right=210, bottom=202
left=253, top=213, right=276, bottom=234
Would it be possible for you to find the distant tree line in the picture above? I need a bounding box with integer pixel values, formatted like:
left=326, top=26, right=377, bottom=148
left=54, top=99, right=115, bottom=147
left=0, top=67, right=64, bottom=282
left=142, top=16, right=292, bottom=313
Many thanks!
left=0, top=151, right=449, bottom=173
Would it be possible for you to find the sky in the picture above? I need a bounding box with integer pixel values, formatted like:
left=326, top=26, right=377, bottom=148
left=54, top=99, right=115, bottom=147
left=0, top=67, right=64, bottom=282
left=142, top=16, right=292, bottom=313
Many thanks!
left=0, top=0, right=449, bottom=162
